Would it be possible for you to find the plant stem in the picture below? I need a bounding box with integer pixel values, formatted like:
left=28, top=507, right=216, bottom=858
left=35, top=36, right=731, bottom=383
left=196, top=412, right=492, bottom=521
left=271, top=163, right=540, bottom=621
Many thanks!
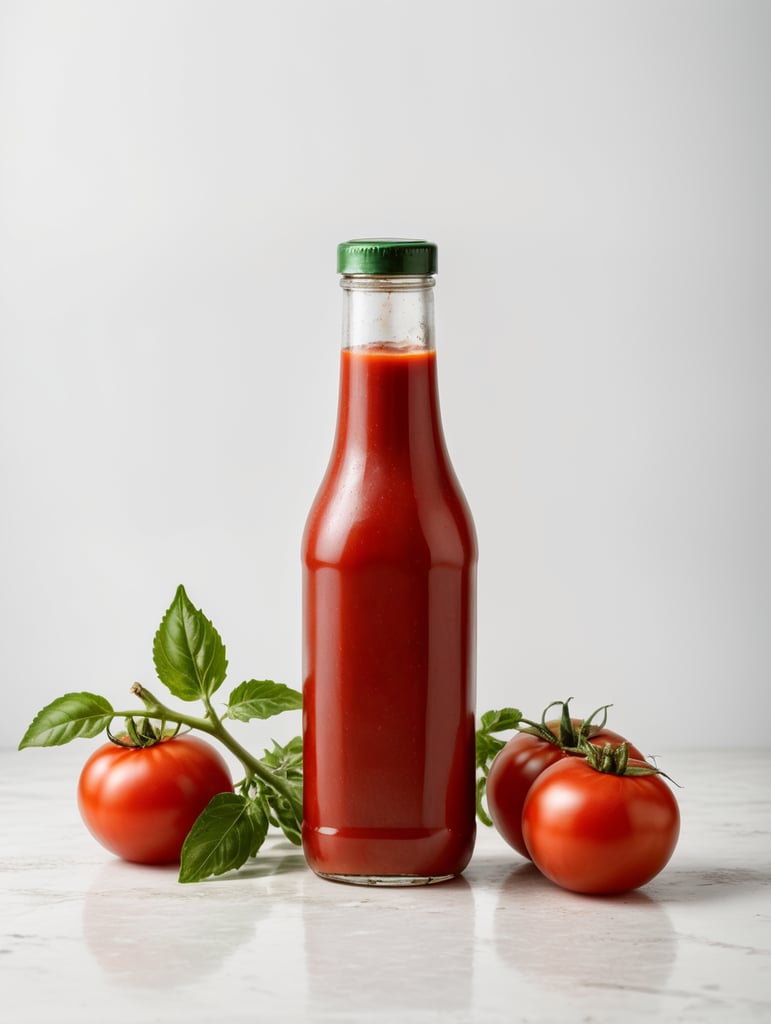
left=125, top=683, right=298, bottom=805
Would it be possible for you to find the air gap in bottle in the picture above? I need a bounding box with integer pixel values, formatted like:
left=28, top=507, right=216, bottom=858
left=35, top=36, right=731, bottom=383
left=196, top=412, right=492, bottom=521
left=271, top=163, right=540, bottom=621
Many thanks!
left=301, top=239, right=477, bottom=885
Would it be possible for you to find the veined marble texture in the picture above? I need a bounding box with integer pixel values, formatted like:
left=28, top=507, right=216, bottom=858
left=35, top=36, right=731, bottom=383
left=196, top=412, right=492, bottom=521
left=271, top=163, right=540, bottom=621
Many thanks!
left=1, top=748, right=769, bottom=1023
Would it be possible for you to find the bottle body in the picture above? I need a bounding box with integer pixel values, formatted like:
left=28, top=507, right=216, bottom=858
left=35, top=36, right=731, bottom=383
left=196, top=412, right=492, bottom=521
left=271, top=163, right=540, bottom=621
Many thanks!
left=302, top=246, right=477, bottom=885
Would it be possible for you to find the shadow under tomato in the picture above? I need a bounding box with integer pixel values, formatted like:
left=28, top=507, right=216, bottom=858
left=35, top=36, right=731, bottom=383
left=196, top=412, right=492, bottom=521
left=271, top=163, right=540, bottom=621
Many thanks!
left=646, top=860, right=771, bottom=904
left=82, top=858, right=268, bottom=987
left=494, top=861, right=678, bottom=995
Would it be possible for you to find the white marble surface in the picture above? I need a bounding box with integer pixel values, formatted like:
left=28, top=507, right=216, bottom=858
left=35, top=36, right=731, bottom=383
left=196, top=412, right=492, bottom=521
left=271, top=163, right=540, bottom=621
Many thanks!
left=1, top=747, right=769, bottom=1023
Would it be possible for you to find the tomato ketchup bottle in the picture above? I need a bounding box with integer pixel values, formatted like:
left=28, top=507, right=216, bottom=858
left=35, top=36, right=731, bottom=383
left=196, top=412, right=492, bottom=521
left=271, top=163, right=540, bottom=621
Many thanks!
left=302, top=239, right=477, bottom=885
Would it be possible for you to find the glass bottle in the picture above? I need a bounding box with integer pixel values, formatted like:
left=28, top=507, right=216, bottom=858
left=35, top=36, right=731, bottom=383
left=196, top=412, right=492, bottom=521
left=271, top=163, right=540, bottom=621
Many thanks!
left=302, top=239, right=477, bottom=885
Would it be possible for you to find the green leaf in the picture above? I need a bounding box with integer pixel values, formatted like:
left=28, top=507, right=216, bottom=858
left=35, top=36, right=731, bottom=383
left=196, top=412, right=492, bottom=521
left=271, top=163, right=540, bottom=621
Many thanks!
left=479, top=707, right=522, bottom=734
left=259, top=773, right=302, bottom=846
left=265, top=790, right=302, bottom=846
left=247, top=800, right=270, bottom=857
left=476, top=775, right=493, bottom=828
left=179, top=792, right=263, bottom=883
left=19, top=692, right=114, bottom=749
left=153, top=584, right=228, bottom=702
left=255, top=737, right=303, bottom=843
left=260, top=736, right=303, bottom=779
left=475, top=730, right=505, bottom=771
left=224, top=679, right=302, bottom=722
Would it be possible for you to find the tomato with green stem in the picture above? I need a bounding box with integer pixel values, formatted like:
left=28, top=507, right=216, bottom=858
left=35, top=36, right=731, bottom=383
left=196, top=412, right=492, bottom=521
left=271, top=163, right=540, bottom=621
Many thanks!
left=19, top=584, right=305, bottom=883
left=522, top=744, right=680, bottom=894
left=484, top=701, right=647, bottom=859
left=78, top=733, right=233, bottom=864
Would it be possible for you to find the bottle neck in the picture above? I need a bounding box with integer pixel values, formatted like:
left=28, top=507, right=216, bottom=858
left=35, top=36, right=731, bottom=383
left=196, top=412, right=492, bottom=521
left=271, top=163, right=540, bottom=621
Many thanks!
left=334, top=276, right=444, bottom=459
left=340, top=275, right=436, bottom=351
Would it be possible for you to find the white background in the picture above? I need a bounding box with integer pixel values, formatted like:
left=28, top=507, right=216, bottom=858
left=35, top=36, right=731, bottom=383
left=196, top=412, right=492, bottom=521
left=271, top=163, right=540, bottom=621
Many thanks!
left=1, top=1, right=768, bottom=754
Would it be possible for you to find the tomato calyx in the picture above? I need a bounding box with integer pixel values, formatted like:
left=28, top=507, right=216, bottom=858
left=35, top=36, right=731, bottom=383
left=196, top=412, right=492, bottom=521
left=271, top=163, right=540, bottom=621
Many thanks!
left=106, top=714, right=184, bottom=749
left=580, top=740, right=678, bottom=784
left=517, top=698, right=613, bottom=753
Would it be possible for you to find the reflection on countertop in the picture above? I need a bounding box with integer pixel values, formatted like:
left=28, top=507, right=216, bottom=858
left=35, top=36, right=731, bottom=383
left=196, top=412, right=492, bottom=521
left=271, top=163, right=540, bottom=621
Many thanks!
left=493, top=860, right=677, bottom=999
left=2, top=748, right=770, bottom=1022
left=81, top=859, right=265, bottom=987
left=302, top=874, right=475, bottom=1015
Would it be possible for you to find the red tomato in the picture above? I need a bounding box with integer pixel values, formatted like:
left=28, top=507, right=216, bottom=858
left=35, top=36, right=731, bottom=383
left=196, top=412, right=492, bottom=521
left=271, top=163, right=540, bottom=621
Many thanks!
left=522, top=757, right=680, bottom=894
left=78, top=735, right=233, bottom=864
left=486, top=720, right=645, bottom=859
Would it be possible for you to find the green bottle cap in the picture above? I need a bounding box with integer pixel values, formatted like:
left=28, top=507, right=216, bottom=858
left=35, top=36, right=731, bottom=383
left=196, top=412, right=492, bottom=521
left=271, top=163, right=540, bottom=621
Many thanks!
left=337, top=238, right=438, bottom=275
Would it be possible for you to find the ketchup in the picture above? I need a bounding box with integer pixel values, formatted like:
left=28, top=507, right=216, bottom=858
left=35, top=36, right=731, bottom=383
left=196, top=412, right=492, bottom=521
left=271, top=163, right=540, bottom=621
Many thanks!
left=302, top=241, right=477, bottom=885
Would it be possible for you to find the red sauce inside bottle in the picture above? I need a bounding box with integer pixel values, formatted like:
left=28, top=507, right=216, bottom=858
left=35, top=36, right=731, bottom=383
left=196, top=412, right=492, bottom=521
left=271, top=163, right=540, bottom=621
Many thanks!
left=302, top=344, right=477, bottom=880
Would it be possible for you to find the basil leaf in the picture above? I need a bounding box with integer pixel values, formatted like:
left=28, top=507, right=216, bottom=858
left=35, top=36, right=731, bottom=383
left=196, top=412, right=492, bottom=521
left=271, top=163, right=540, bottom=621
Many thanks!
left=153, top=584, right=228, bottom=702
left=476, top=776, right=493, bottom=828
left=284, top=780, right=304, bottom=835
left=224, top=680, right=302, bottom=722
left=259, top=770, right=302, bottom=846
left=18, top=692, right=114, bottom=749
left=479, top=707, right=522, bottom=734
left=260, top=736, right=303, bottom=779
left=475, top=730, right=505, bottom=771
left=265, top=791, right=302, bottom=846
left=179, top=792, right=260, bottom=883
left=247, top=801, right=270, bottom=857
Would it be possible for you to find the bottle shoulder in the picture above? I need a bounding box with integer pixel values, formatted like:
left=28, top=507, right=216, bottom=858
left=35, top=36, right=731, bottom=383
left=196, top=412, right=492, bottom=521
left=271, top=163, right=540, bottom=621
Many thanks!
left=302, top=449, right=476, bottom=569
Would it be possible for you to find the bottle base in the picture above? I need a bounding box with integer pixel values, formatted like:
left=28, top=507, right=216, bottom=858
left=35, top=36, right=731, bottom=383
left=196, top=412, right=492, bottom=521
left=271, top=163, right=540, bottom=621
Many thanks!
left=302, top=822, right=475, bottom=885
left=316, top=871, right=457, bottom=888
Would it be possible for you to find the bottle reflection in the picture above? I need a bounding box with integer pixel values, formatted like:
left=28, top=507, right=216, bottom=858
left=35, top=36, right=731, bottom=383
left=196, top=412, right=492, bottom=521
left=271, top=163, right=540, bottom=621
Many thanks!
left=303, top=875, right=475, bottom=1013
left=494, top=862, right=678, bottom=996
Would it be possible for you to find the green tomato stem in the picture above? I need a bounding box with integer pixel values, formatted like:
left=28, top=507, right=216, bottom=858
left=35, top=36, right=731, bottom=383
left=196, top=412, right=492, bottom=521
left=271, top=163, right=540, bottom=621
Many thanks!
left=126, top=683, right=298, bottom=806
